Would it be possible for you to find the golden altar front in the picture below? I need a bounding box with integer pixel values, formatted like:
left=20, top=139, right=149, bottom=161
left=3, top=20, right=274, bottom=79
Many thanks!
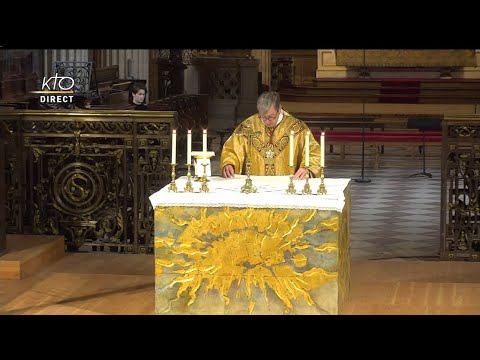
left=149, top=175, right=351, bottom=315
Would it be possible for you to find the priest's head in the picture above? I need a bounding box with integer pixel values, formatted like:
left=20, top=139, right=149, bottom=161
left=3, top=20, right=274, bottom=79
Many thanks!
left=257, top=91, right=281, bottom=128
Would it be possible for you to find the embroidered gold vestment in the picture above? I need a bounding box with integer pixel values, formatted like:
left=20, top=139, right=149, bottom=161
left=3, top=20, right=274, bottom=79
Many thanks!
left=220, top=112, right=321, bottom=177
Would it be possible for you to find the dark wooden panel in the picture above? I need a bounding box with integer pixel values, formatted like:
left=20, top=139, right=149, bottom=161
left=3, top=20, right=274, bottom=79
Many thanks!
left=0, top=121, right=8, bottom=254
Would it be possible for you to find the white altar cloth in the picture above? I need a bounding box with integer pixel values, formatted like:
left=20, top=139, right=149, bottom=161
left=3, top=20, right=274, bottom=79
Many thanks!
left=149, top=175, right=351, bottom=212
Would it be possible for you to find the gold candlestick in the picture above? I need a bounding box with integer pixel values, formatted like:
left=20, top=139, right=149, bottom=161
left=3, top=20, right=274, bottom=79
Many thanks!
left=302, top=167, right=312, bottom=195
left=317, top=166, right=327, bottom=195
left=286, top=165, right=296, bottom=194
left=184, top=163, right=194, bottom=192
left=168, top=163, right=178, bottom=192
left=241, top=157, right=257, bottom=193
left=200, top=163, right=209, bottom=193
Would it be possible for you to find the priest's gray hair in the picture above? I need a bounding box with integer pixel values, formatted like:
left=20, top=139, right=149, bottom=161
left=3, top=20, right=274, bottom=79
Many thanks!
left=257, top=91, right=281, bottom=115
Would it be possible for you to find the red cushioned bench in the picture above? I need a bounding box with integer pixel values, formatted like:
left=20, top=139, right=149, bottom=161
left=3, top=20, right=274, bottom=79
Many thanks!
left=310, top=129, right=442, bottom=169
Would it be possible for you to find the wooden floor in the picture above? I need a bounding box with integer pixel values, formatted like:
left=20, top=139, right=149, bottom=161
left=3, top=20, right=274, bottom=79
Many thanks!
left=1, top=252, right=480, bottom=315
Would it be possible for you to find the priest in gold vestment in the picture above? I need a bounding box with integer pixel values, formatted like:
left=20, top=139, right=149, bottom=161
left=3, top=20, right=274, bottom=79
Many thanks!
left=221, top=91, right=320, bottom=180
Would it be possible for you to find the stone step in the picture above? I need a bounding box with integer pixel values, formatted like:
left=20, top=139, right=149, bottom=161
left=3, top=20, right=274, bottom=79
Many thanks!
left=0, top=234, right=65, bottom=280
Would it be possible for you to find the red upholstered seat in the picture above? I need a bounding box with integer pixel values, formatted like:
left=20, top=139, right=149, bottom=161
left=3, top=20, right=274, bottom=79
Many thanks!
left=311, top=129, right=442, bottom=143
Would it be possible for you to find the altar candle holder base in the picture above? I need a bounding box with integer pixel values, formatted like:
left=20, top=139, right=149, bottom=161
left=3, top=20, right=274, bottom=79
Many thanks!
left=286, top=166, right=296, bottom=194
left=241, top=159, right=257, bottom=194
left=302, top=167, right=312, bottom=195
left=184, top=164, right=194, bottom=192
left=168, top=164, right=178, bottom=192
left=317, top=166, right=327, bottom=195
left=200, top=163, right=209, bottom=193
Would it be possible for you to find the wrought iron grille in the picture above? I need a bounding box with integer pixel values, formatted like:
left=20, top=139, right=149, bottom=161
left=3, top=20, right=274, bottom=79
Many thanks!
left=1, top=110, right=175, bottom=254
left=53, top=61, right=99, bottom=100
left=442, top=115, right=480, bottom=261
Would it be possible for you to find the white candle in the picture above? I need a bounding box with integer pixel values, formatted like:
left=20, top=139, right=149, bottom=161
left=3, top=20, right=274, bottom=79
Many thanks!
left=202, top=129, right=207, bottom=165
left=289, top=130, right=294, bottom=167
left=187, top=129, right=192, bottom=165
left=320, top=131, right=325, bottom=167
left=171, top=129, right=177, bottom=164
left=305, top=131, right=310, bottom=167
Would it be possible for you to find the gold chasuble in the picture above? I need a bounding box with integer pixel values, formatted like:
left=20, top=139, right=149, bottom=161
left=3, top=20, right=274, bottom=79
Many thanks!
left=220, top=111, right=321, bottom=177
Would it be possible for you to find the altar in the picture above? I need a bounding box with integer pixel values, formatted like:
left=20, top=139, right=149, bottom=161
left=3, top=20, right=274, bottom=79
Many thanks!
left=149, top=175, right=351, bottom=315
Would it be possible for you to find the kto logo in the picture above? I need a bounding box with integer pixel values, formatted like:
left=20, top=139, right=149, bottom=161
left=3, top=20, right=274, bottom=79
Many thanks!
left=31, top=73, right=75, bottom=104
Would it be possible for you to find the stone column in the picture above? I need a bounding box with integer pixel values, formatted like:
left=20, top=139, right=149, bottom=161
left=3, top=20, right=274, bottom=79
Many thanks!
left=184, top=64, right=199, bottom=94
left=237, top=58, right=260, bottom=123
left=251, top=49, right=271, bottom=89
left=456, top=49, right=480, bottom=79
left=194, top=57, right=239, bottom=131
left=316, top=49, right=350, bottom=78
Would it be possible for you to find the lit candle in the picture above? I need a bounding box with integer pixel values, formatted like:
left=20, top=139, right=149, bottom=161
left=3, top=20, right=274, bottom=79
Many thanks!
left=289, top=130, right=294, bottom=167
left=320, top=131, right=325, bottom=167
left=305, top=131, right=310, bottom=167
left=187, top=129, right=192, bottom=165
left=203, top=129, right=207, bottom=165
left=171, top=129, right=177, bottom=164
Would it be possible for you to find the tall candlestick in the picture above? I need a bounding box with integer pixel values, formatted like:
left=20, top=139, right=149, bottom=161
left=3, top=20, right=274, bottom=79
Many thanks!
left=187, top=129, right=192, bottom=165
left=320, top=131, right=325, bottom=167
left=289, top=130, right=294, bottom=167
left=305, top=131, right=310, bottom=167
left=202, top=129, right=207, bottom=166
left=171, top=129, right=177, bottom=164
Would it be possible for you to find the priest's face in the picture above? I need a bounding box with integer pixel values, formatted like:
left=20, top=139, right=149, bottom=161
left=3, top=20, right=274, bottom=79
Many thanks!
left=259, top=105, right=280, bottom=128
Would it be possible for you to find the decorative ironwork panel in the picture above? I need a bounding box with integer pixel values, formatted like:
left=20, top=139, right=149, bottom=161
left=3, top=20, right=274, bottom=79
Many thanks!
left=53, top=61, right=99, bottom=100
left=3, top=119, right=21, bottom=233
left=1, top=111, right=175, bottom=254
left=442, top=116, right=480, bottom=261
left=0, top=121, right=8, bottom=253
left=208, top=66, right=240, bottom=100
left=271, top=57, right=293, bottom=91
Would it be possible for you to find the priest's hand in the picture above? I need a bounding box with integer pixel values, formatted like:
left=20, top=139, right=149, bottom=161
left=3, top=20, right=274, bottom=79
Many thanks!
left=223, top=164, right=235, bottom=178
left=294, top=167, right=308, bottom=180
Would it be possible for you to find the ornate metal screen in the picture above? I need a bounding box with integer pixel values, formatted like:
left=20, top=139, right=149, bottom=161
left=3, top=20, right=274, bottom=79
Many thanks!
left=441, top=114, right=480, bottom=260
left=53, top=61, right=99, bottom=100
left=0, top=121, right=8, bottom=254
left=1, top=110, right=175, bottom=253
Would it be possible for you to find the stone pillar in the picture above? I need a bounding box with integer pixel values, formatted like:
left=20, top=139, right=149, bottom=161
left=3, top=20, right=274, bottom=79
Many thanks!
left=236, top=58, right=260, bottom=122
left=251, top=49, right=271, bottom=89
left=184, top=64, right=199, bottom=94
left=316, top=49, right=351, bottom=78
left=194, top=57, right=239, bottom=131
left=455, top=49, right=480, bottom=79
left=194, top=56, right=259, bottom=131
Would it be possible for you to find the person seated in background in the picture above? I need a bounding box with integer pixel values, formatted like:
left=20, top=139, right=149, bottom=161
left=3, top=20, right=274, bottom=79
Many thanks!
left=129, top=82, right=148, bottom=110
left=220, top=91, right=320, bottom=180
